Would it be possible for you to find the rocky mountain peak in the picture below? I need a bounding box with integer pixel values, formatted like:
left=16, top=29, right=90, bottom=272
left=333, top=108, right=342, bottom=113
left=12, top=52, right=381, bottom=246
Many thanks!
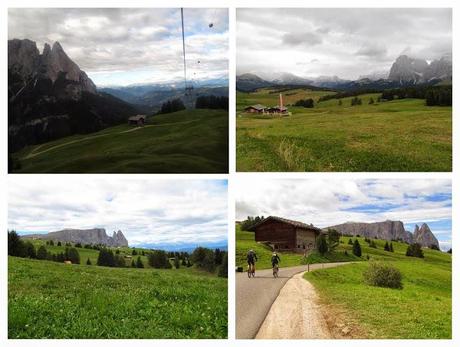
left=389, top=54, right=451, bottom=84
left=414, top=223, right=439, bottom=249
left=8, top=38, right=97, bottom=95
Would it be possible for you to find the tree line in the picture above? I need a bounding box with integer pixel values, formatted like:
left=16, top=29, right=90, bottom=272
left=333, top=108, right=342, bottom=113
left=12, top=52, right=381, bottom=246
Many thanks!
left=294, top=98, right=314, bottom=108
left=8, top=231, right=227, bottom=277
left=240, top=216, right=265, bottom=231
left=381, top=85, right=451, bottom=106
left=195, top=95, right=229, bottom=110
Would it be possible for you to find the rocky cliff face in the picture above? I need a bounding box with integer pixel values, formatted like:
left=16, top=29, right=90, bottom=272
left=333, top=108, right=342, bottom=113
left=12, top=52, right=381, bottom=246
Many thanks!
left=326, top=220, right=414, bottom=243
left=23, top=228, right=129, bottom=247
left=8, top=39, right=138, bottom=154
left=413, top=223, right=439, bottom=248
left=388, top=54, right=452, bottom=85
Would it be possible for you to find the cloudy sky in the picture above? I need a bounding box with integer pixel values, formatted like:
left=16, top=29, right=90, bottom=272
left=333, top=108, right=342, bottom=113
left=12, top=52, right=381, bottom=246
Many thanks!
left=237, top=8, right=452, bottom=80
left=9, top=177, right=228, bottom=249
left=236, top=178, right=452, bottom=251
left=9, top=8, right=228, bottom=86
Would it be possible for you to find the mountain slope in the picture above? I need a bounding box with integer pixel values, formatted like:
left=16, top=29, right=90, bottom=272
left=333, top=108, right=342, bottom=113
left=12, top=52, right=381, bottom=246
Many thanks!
left=8, top=39, right=139, bottom=153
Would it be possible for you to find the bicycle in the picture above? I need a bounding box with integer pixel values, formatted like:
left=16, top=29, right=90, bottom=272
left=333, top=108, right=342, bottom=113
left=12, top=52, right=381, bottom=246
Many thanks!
left=272, top=263, right=279, bottom=278
left=247, top=263, right=255, bottom=278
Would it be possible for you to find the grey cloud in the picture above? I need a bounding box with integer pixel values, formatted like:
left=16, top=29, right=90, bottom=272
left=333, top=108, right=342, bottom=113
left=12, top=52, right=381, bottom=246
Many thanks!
left=282, top=32, right=322, bottom=46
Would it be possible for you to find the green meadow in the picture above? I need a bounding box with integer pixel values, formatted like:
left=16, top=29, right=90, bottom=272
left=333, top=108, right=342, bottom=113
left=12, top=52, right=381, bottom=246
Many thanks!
left=12, top=109, right=229, bottom=173
left=237, top=88, right=451, bottom=172
left=305, top=237, right=451, bottom=338
left=9, top=255, right=228, bottom=339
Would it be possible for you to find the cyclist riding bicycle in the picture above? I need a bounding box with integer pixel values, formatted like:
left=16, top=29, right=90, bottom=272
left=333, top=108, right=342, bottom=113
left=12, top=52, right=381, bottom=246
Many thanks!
left=247, top=249, right=258, bottom=275
left=271, top=252, right=280, bottom=270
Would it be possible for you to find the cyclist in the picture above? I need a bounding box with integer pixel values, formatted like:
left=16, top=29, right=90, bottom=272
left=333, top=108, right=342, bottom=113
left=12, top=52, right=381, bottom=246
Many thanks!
left=271, top=251, right=280, bottom=274
left=247, top=249, right=258, bottom=276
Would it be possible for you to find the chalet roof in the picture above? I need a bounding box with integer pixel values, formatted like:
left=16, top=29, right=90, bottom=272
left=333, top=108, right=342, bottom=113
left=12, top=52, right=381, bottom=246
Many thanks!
left=128, top=115, right=146, bottom=121
left=249, top=216, right=321, bottom=234
left=245, top=104, right=266, bottom=111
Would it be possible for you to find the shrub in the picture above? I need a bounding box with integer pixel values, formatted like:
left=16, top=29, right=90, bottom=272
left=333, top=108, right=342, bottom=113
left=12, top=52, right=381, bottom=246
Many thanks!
left=363, top=262, right=403, bottom=289
left=344, top=250, right=348, bottom=256
left=218, top=254, right=228, bottom=278
left=49, top=240, right=55, bottom=246
left=348, top=238, right=353, bottom=245
left=429, top=244, right=440, bottom=251
left=75, top=242, right=82, bottom=248
left=174, top=256, right=180, bottom=269
left=406, top=243, right=424, bottom=258
left=57, top=241, right=62, bottom=246
left=316, top=234, right=328, bottom=255
left=353, top=239, right=362, bottom=257
left=132, top=249, right=138, bottom=256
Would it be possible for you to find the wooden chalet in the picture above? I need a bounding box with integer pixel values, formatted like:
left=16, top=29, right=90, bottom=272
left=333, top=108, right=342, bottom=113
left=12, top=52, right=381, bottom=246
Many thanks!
left=128, top=115, right=146, bottom=126
left=249, top=216, right=321, bottom=253
left=244, top=104, right=266, bottom=113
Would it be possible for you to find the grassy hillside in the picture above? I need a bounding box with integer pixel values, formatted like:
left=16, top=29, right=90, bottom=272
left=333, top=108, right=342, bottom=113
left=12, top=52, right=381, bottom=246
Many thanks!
left=304, top=237, right=452, bottom=339
left=8, top=256, right=227, bottom=338
left=237, top=89, right=451, bottom=171
left=12, top=109, right=228, bottom=173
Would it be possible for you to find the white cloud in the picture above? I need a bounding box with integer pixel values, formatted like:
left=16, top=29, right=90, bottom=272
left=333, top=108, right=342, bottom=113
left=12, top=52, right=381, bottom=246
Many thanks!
left=8, top=177, right=228, bottom=247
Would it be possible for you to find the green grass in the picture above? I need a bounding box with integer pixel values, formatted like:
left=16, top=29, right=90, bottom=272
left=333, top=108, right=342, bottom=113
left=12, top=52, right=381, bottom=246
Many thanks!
left=237, top=89, right=451, bottom=171
left=12, top=109, right=229, bottom=173
left=304, top=237, right=452, bottom=339
left=8, top=256, right=227, bottom=338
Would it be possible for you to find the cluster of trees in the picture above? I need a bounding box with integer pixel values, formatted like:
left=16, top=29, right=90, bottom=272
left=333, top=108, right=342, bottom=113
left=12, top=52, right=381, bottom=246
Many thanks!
left=240, top=216, right=265, bottom=231
left=350, top=96, right=363, bottom=106
left=8, top=230, right=81, bottom=264
left=406, top=243, right=424, bottom=258
left=346, top=238, right=362, bottom=256
left=381, top=85, right=451, bottom=106
left=384, top=241, right=394, bottom=252
left=294, top=98, right=314, bottom=108
left=158, top=98, right=186, bottom=114
left=147, top=250, right=172, bottom=269
left=316, top=229, right=340, bottom=256
left=190, top=247, right=228, bottom=277
left=195, top=95, right=229, bottom=110
left=96, top=248, right=127, bottom=267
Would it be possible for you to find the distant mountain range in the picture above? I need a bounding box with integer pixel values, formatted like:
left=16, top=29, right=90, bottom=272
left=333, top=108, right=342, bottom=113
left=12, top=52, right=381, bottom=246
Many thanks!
left=237, top=54, right=452, bottom=92
left=22, top=228, right=129, bottom=247
left=100, top=83, right=228, bottom=113
left=8, top=39, right=139, bottom=152
left=324, top=220, right=439, bottom=249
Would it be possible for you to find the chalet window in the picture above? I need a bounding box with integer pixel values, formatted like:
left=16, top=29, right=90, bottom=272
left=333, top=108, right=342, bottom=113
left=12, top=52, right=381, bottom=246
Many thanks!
left=303, top=245, right=305, bottom=249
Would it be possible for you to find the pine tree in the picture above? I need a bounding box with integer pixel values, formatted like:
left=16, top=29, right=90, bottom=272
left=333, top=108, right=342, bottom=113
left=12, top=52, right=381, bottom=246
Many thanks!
left=338, top=99, right=342, bottom=106
left=390, top=243, right=394, bottom=252
left=348, top=238, right=353, bottom=245
left=369, top=97, right=374, bottom=104
left=136, top=256, right=144, bottom=268
left=384, top=242, right=390, bottom=251
left=131, top=259, right=136, bottom=268
left=316, top=234, right=328, bottom=256
left=37, top=245, right=48, bottom=260
left=57, top=241, right=62, bottom=246
left=174, top=255, right=180, bottom=269
left=86, top=258, right=92, bottom=265
left=353, top=239, right=362, bottom=257
left=8, top=230, right=26, bottom=257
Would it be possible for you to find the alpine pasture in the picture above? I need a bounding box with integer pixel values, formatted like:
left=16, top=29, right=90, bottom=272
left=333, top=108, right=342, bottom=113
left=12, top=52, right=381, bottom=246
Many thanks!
left=237, top=88, right=451, bottom=172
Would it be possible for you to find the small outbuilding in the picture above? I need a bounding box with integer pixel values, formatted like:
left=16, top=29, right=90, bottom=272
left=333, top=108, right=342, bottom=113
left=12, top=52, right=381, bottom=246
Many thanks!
left=128, top=115, right=146, bottom=126
left=249, top=216, right=321, bottom=253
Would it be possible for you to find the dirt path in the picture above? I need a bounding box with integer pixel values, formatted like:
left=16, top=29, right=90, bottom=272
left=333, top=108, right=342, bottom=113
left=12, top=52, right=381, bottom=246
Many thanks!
left=256, top=271, right=331, bottom=339
left=24, top=119, right=200, bottom=159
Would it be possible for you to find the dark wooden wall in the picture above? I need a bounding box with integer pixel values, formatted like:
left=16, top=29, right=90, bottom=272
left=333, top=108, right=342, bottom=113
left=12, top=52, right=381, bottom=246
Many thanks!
left=254, top=220, right=296, bottom=249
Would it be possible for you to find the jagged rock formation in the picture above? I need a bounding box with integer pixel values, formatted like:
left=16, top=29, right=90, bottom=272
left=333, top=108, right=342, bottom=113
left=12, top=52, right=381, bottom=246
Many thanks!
left=325, top=220, right=414, bottom=243
left=413, top=223, right=439, bottom=248
left=8, top=39, right=138, bottom=154
left=388, top=54, right=452, bottom=85
left=23, top=228, right=128, bottom=247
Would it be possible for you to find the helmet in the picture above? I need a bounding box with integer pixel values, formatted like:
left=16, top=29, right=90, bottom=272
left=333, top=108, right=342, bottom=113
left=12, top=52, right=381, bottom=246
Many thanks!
left=272, top=252, right=277, bottom=256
